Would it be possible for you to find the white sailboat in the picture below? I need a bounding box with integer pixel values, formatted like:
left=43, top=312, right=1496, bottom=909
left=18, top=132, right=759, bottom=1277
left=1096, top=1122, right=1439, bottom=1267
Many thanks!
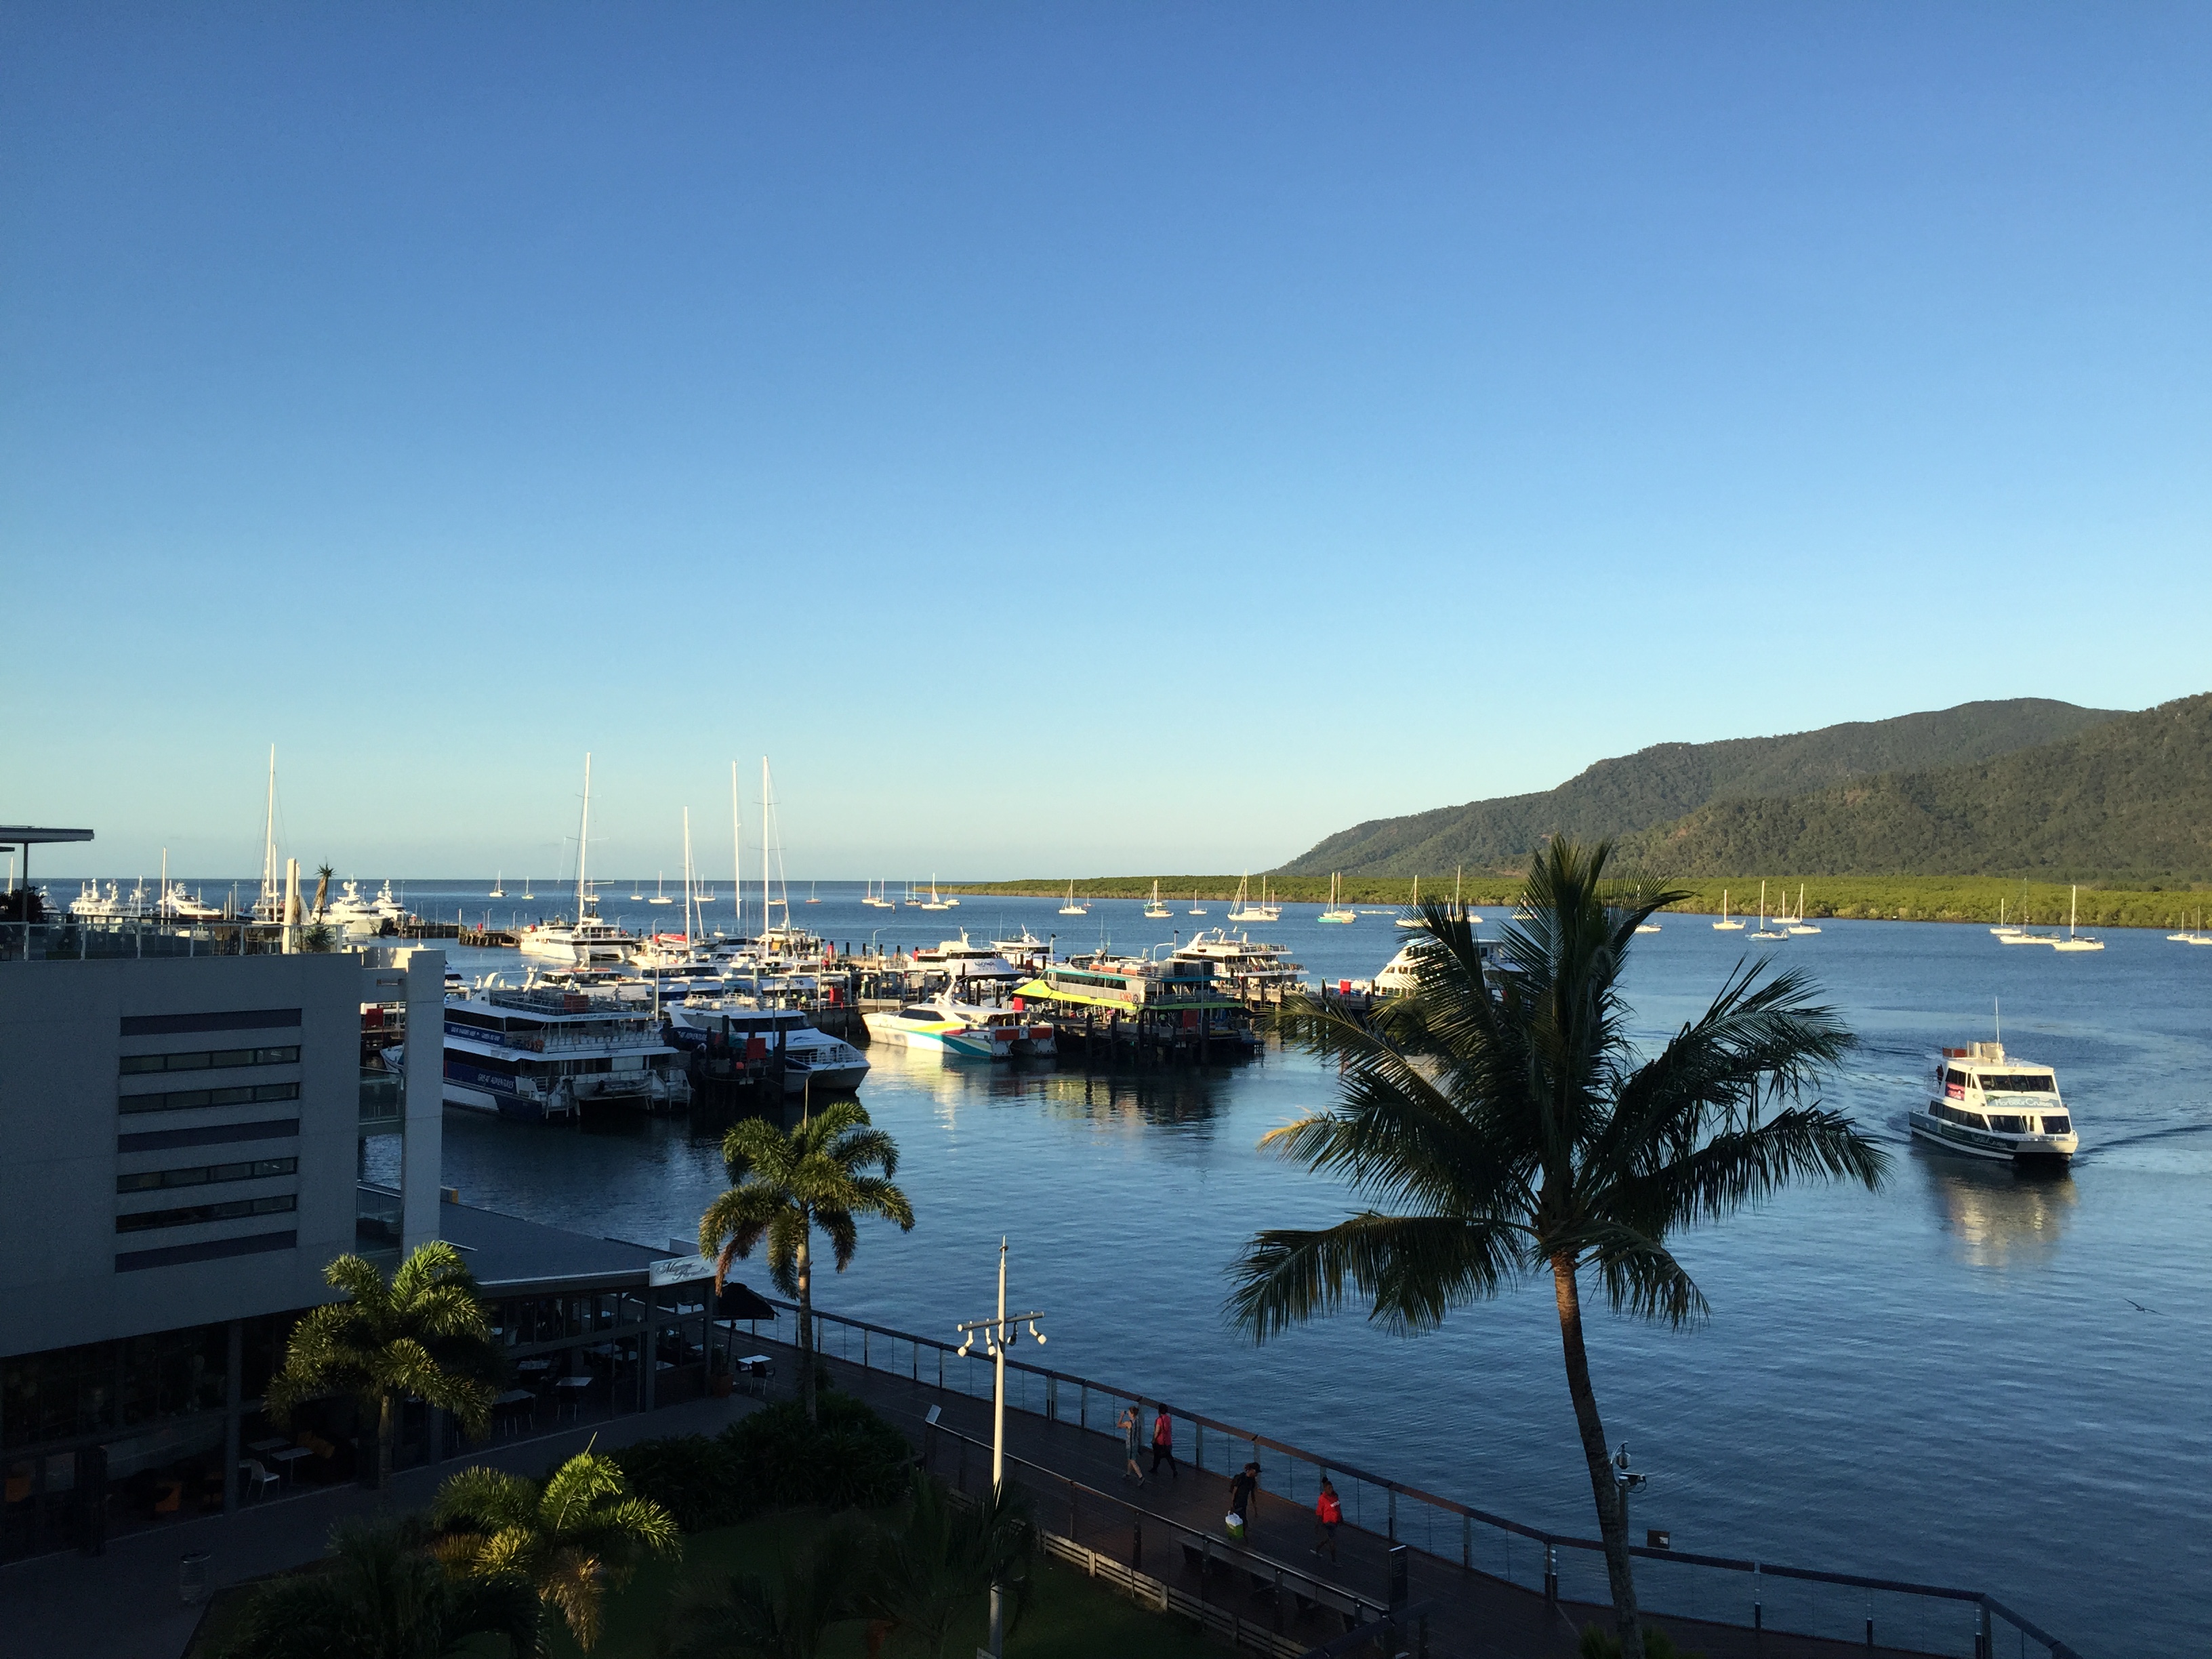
left=862, top=878, right=894, bottom=910
left=1785, top=884, right=1822, bottom=935
left=1749, top=881, right=1788, bottom=941
left=1144, top=880, right=1170, bottom=919
left=250, top=747, right=284, bottom=923
left=1188, top=890, right=1207, bottom=915
left=516, top=755, right=636, bottom=964
left=1318, top=872, right=1356, bottom=924
left=1059, top=880, right=1088, bottom=916
left=1396, top=876, right=1425, bottom=928
left=806, top=882, right=821, bottom=905
left=489, top=871, right=506, bottom=899
left=920, top=875, right=952, bottom=912
left=649, top=871, right=674, bottom=905
left=1713, top=888, right=1744, bottom=930
left=2050, top=885, right=2105, bottom=952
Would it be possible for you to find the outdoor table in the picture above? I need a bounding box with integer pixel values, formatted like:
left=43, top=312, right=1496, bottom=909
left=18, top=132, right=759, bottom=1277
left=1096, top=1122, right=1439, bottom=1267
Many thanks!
left=554, top=1376, right=594, bottom=1420
left=268, top=1446, right=314, bottom=1486
left=247, top=1437, right=290, bottom=1454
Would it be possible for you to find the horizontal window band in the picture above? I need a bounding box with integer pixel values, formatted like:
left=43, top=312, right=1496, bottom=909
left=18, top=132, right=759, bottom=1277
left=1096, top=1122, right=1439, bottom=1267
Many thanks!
left=115, top=1229, right=296, bottom=1273
left=121, top=1008, right=302, bottom=1038
left=117, top=1118, right=300, bottom=1153
left=120, top=1082, right=299, bottom=1114
left=117, top=1193, right=296, bottom=1233
left=118, top=1156, right=298, bottom=1193
left=119, top=1045, right=299, bottom=1076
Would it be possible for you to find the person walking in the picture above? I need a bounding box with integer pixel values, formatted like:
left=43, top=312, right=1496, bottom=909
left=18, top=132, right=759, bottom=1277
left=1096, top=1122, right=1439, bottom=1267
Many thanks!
left=1150, top=1406, right=1179, bottom=1479
left=1312, top=1475, right=1342, bottom=1563
left=1227, top=1460, right=1261, bottom=1542
left=1119, top=1405, right=1146, bottom=1485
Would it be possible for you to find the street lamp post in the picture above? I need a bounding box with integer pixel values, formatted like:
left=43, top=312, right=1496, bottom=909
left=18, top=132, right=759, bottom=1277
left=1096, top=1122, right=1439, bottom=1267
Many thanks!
left=956, top=1239, right=1047, bottom=1659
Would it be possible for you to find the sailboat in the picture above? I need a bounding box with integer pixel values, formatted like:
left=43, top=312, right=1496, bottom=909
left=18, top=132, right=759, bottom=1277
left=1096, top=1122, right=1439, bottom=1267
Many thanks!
left=1144, top=880, right=1170, bottom=918
left=920, top=876, right=952, bottom=912
left=1713, top=888, right=1744, bottom=930
left=1785, top=884, right=1821, bottom=935
left=1749, top=881, right=1788, bottom=941
left=1188, top=890, right=1206, bottom=915
left=1992, top=899, right=2024, bottom=938
left=1396, top=876, right=1424, bottom=928
left=1058, top=880, right=1088, bottom=916
left=1226, top=874, right=1265, bottom=923
left=523, top=876, right=535, bottom=901
left=806, top=882, right=821, bottom=905
left=862, top=878, right=894, bottom=910
left=1318, top=873, right=1356, bottom=924
left=650, top=872, right=674, bottom=905
left=489, top=871, right=506, bottom=899
left=1254, top=878, right=1282, bottom=922
left=2049, top=884, right=2105, bottom=952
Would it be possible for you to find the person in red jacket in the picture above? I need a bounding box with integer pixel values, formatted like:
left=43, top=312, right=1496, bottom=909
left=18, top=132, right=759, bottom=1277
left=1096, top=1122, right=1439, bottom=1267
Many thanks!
left=1313, top=1476, right=1343, bottom=1562
left=1150, top=1407, right=1180, bottom=1479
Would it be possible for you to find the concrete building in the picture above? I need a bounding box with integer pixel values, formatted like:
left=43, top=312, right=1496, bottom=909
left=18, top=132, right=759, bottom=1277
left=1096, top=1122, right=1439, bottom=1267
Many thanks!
left=0, top=933, right=444, bottom=1558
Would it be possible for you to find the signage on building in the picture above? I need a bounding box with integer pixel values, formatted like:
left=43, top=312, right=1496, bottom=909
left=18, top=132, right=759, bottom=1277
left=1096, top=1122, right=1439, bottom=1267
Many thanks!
left=649, top=1255, right=714, bottom=1286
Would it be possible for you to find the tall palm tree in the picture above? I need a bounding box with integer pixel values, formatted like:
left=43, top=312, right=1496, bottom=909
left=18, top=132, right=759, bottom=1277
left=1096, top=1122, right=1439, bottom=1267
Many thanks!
left=431, top=1449, right=681, bottom=1653
left=265, top=1242, right=501, bottom=1490
left=699, top=1099, right=914, bottom=1422
left=216, top=1517, right=544, bottom=1659
left=1228, top=840, right=1887, bottom=1659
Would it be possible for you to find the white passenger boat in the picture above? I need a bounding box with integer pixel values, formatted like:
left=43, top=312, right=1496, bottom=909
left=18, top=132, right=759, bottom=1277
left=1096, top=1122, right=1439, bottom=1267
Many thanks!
left=863, top=992, right=1053, bottom=1059
left=989, top=925, right=1050, bottom=959
left=1170, top=929, right=1304, bottom=998
left=159, top=882, right=223, bottom=922
left=68, top=880, right=128, bottom=920
left=318, top=880, right=383, bottom=938
left=1370, top=933, right=1505, bottom=995
left=1908, top=1042, right=2077, bottom=1163
left=441, top=985, right=687, bottom=1121
left=665, top=1004, right=871, bottom=1092
left=912, top=931, right=1025, bottom=985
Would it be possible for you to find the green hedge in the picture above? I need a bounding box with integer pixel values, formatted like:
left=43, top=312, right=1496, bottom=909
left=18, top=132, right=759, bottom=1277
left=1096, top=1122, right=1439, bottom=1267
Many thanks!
left=609, top=1389, right=914, bottom=1531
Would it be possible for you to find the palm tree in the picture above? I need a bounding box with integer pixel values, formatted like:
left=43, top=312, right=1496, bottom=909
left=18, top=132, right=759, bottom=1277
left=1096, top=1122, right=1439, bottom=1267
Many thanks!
left=663, top=1532, right=859, bottom=1659
left=1228, top=840, right=1887, bottom=1659
left=215, top=1517, right=544, bottom=1659
left=265, top=1242, right=501, bottom=1490
left=431, top=1449, right=681, bottom=1652
left=856, top=1471, right=1034, bottom=1659
left=699, top=1099, right=914, bottom=1423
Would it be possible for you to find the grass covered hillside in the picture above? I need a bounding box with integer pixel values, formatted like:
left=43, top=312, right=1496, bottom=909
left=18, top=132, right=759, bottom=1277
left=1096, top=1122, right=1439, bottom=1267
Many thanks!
left=1628, top=693, right=2212, bottom=882
left=1278, top=698, right=2123, bottom=876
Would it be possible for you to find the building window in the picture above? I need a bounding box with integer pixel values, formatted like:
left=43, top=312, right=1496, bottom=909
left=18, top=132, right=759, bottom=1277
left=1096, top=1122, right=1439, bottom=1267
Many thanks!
left=117, top=1158, right=298, bottom=1194
left=115, top=1195, right=298, bottom=1234
left=118, top=1046, right=300, bottom=1076
left=118, top=1082, right=300, bottom=1115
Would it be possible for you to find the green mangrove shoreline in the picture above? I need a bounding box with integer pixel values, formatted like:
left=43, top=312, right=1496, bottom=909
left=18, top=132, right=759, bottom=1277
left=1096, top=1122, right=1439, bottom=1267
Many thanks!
left=943, top=875, right=2212, bottom=931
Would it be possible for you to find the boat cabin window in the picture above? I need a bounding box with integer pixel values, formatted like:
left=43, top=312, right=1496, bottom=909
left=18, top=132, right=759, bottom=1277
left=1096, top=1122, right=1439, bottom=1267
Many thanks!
left=1942, top=1067, right=1970, bottom=1089
left=2041, top=1114, right=2071, bottom=1134
left=1929, top=1102, right=1989, bottom=1130
left=1976, top=1073, right=2055, bottom=1093
left=1986, top=1113, right=2030, bottom=1134
left=899, top=1007, right=941, bottom=1021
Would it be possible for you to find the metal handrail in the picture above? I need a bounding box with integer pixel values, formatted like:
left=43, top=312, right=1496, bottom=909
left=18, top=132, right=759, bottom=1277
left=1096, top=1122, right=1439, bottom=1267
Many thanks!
left=769, top=1295, right=2081, bottom=1658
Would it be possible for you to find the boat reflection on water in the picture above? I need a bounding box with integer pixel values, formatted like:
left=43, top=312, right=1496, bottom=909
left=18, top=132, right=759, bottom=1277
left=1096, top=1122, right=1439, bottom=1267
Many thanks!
left=858, top=1039, right=1229, bottom=1130
left=1917, top=1146, right=2077, bottom=1267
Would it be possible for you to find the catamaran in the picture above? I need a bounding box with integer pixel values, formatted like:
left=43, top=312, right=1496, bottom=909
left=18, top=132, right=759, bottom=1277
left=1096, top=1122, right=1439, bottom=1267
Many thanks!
left=1318, top=872, right=1356, bottom=924
left=863, top=991, right=1054, bottom=1059
left=2049, top=884, right=2104, bottom=952
left=1059, top=880, right=1088, bottom=916
left=1144, top=881, right=1171, bottom=918
left=1713, top=888, right=1744, bottom=931
left=1909, top=1038, right=2078, bottom=1164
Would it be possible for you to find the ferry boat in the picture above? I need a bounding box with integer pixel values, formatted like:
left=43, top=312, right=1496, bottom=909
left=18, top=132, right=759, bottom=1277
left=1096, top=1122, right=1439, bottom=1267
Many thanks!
left=863, top=992, right=1054, bottom=1059
left=1370, top=933, right=1507, bottom=996
left=1170, top=929, right=1305, bottom=999
left=664, top=1004, right=871, bottom=1092
left=912, top=931, right=1024, bottom=985
left=440, top=985, right=687, bottom=1121
left=1908, top=1042, right=2077, bottom=1164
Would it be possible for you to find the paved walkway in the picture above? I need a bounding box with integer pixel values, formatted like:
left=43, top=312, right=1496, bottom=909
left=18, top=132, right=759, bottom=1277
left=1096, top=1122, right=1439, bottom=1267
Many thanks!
left=0, top=1391, right=760, bottom=1659
left=766, top=1332, right=1949, bottom=1659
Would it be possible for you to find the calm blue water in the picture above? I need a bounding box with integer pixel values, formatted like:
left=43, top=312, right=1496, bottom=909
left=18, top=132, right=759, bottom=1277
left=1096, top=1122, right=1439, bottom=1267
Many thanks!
left=394, top=882, right=2207, bottom=1656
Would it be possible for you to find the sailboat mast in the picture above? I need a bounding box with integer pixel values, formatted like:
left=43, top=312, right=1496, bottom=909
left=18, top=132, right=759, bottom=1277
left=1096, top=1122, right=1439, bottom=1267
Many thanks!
left=760, top=758, right=771, bottom=937
left=682, top=806, right=695, bottom=945
left=731, top=761, right=743, bottom=940
left=577, top=753, right=592, bottom=916
left=260, top=745, right=277, bottom=915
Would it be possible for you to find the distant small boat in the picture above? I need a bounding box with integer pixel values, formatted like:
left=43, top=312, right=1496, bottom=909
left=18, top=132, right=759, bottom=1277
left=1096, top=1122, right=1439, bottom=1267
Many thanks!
left=806, top=882, right=821, bottom=905
left=862, top=878, right=894, bottom=909
left=1188, top=890, right=1207, bottom=915
left=919, top=875, right=952, bottom=912
left=1635, top=922, right=1661, bottom=934
left=1059, top=879, right=1088, bottom=916
left=1992, top=899, right=2024, bottom=938
left=2049, top=885, right=2104, bottom=952
left=1785, top=885, right=1821, bottom=935
left=649, top=871, right=674, bottom=906
left=1318, top=873, right=1356, bottom=924
left=489, top=871, right=506, bottom=899
left=1396, top=876, right=1424, bottom=928
left=1748, top=882, right=1788, bottom=941
left=1144, top=880, right=1170, bottom=919
left=1713, top=888, right=1744, bottom=931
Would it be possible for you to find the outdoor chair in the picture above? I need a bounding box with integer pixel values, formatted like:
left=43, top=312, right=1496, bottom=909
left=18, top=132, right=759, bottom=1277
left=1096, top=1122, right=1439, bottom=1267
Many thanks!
left=237, top=1459, right=279, bottom=1502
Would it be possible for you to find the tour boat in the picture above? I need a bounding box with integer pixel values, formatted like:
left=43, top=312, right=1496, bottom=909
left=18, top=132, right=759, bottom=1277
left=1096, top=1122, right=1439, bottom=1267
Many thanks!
left=1370, top=934, right=1506, bottom=996
left=2049, top=885, right=2104, bottom=952
left=1908, top=1041, right=2077, bottom=1164
left=1170, top=929, right=1305, bottom=998
left=989, top=925, right=1051, bottom=961
left=665, top=1004, right=871, bottom=1093
left=863, top=992, right=1052, bottom=1059
left=68, top=880, right=128, bottom=920
left=317, top=880, right=383, bottom=938
left=1318, top=873, right=1356, bottom=924
left=1059, top=880, right=1089, bottom=916
left=439, top=984, right=687, bottom=1121
left=1144, top=881, right=1171, bottom=918
left=1713, top=889, right=1744, bottom=931
left=912, top=931, right=1025, bottom=985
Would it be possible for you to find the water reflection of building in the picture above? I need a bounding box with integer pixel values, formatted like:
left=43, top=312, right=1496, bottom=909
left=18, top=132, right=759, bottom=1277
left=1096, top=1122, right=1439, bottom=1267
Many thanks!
left=1918, top=1149, right=2078, bottom=1267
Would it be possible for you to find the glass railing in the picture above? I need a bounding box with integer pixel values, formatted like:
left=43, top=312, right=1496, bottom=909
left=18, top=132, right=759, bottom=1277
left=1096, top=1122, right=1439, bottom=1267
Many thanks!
left=359, top=1067, right=403, bottom=1129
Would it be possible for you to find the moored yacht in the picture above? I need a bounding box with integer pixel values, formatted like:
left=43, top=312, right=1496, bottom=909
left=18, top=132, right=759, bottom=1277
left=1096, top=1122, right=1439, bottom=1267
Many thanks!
left=441, top=985, right=687, bottom=1121
left=1170, top=928, right=1305, bottom=998
left=912, top=931, right=1023, bottom=986
left=1908, top=1042, right=2077, bottom=1164
left=863, top=991, right=1054, bottom=1059
left=665, top=1004, right=871, bottom=1092
left=518, top=755, right=636, bottom=963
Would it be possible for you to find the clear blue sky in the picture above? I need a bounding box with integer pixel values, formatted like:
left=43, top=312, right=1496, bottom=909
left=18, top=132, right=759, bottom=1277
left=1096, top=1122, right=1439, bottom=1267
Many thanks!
left=6, top=5, right=2207, bottom=881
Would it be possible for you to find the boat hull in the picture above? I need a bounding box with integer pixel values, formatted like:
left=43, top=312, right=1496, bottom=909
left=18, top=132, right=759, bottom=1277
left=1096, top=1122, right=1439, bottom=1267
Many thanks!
left=1908, top=1108, right=2075, bottom=1164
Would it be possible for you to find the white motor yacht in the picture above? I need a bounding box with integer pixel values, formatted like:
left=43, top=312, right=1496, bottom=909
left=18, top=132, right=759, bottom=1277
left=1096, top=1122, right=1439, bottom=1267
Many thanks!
left=1908, top=1042, right=2077, bottom=1163
left=665, top=1004, right=871, bottom=1093
left=441, top=985, right=687, bottom=1121
left=863, top=991, right=1054, bottom=1059
left=913, top=931, right=1025, bottom=986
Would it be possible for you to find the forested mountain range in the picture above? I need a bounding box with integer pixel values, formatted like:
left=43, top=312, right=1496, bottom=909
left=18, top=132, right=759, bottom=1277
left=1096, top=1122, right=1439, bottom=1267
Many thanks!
left=1279, top=695, right=2212, bottom=882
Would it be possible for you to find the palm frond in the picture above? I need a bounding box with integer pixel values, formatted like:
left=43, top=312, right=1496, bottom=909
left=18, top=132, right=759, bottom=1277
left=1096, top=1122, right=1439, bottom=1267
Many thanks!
left=1227, top=1212, right=1525, bottom=1340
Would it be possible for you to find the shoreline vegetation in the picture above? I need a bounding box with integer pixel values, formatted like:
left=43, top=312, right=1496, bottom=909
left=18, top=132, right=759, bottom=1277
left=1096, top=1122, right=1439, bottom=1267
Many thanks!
left=943, top=875, right=2212, bottom=930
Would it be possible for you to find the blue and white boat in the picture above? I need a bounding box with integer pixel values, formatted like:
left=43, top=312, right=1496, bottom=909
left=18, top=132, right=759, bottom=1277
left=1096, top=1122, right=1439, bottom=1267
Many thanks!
left=441, top=985, right=685, bottom=1121
left=1908, top=1042, right=2078, bottom=1164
